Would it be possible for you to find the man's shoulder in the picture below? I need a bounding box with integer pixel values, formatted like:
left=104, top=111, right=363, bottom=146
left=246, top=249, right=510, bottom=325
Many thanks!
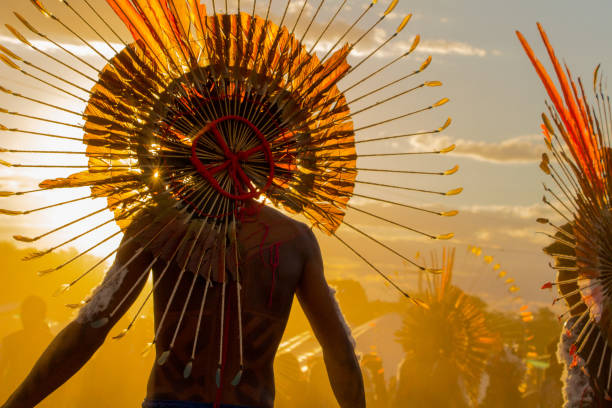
left=260, top=205, right=313, bottom=234
left=258, top=205, right=319, bottom=250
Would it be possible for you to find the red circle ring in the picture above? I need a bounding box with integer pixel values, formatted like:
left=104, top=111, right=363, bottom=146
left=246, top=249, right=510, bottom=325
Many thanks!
left=190, top=116, right=275, bottom=201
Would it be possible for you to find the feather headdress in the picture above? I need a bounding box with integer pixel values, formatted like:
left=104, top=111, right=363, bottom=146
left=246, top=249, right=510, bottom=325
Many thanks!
left=396, top=248, right=499, bottom=406
left=518, top=23, right=612, bottom=396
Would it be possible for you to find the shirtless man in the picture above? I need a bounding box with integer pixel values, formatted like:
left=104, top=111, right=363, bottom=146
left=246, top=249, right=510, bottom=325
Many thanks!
left=1, top=205, right=365, bottom=408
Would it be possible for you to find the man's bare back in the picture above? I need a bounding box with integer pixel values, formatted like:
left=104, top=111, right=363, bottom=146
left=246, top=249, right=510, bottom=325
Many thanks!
left=1, top=205, right=365, bottom=408
left=146, top=206, right=319, bottom=406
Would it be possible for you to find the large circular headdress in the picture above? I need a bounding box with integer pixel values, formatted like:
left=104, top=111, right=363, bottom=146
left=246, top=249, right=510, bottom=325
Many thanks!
left=518, top=24, right=612, bottom=397
left=0, top=0, right=458, bottom=298
left=395, top=248, right=499, bottom=406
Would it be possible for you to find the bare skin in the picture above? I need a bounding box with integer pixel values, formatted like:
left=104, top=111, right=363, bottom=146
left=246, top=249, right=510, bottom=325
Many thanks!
left=1, top=205, right=365, bottom=408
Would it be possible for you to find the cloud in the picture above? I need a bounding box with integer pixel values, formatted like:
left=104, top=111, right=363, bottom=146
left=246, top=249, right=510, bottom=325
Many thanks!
left=384, top=12, right=402, bottom=20
left=0, top=1, right=488, bottom=64
left=409, top=134, right=544, bottom=163
left=458, top=203, right=550, bottom=220
left=310, top=31, right=488, bottom=59
left=0, top=35, right=118, bottom=59
left=247, top=1, right=490, bottom=59
left=287, top=0, right=315, bottom=16
left=456, top=203, right=559, bottom=247
left=344, top=200, right=555, bottom=249
left=358, top=37, right=488, bottom=58
left=0, top=0, right=128, bottom=42
left=417, top=39, right=487, bottom=57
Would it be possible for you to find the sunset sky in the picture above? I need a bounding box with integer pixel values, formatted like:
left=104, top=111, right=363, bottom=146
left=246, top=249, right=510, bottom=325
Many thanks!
left=0, top=0, right=610, bottom=311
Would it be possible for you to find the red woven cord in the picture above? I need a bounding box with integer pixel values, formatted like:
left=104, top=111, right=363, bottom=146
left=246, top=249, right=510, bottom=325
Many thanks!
left=190, top=116, right=275, bottom=201
left=236, top=200, right=264, bottom=222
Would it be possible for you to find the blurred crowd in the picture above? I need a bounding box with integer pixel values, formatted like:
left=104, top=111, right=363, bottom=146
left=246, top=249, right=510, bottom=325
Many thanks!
left=0, top=296, right=559, bottom=408
left=274, top=345, right=562, bottom=408
left=0, top=242, right=564, bottom=407
left=0, top=293, right=564, bottom=408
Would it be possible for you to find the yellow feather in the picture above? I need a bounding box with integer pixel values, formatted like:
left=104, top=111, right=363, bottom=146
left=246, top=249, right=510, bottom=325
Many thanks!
left=397, top=14, right=412, bottom=32
left=384, top=0, right=399, bottom=16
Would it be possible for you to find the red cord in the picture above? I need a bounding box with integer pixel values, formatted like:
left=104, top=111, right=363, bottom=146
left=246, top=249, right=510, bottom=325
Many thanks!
left=268, top=243, right=280, bottom=308
left=258, top=224, right=270, bottom=264
left=190, top=116, right=275, bottom=201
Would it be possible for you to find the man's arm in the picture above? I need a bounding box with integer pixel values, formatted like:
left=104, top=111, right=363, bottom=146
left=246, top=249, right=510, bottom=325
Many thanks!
left=1, top=234, right=153, bottom=408
left=296, top=228, right=365, bottom=408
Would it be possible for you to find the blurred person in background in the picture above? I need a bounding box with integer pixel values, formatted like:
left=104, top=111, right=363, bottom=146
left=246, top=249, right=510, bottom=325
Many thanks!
left=307, top=356, right=340, bottom=407
left=273, top=353, right=309, bottom=408
left=0, top=296, right=66, bottom=407
left=360, top=352, right=389, bottom=408
left=480, top=346, right=524, bottom=408
left=392, top=354, right=467, bottom=408
left=538, top=340, right=563, bottom=408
